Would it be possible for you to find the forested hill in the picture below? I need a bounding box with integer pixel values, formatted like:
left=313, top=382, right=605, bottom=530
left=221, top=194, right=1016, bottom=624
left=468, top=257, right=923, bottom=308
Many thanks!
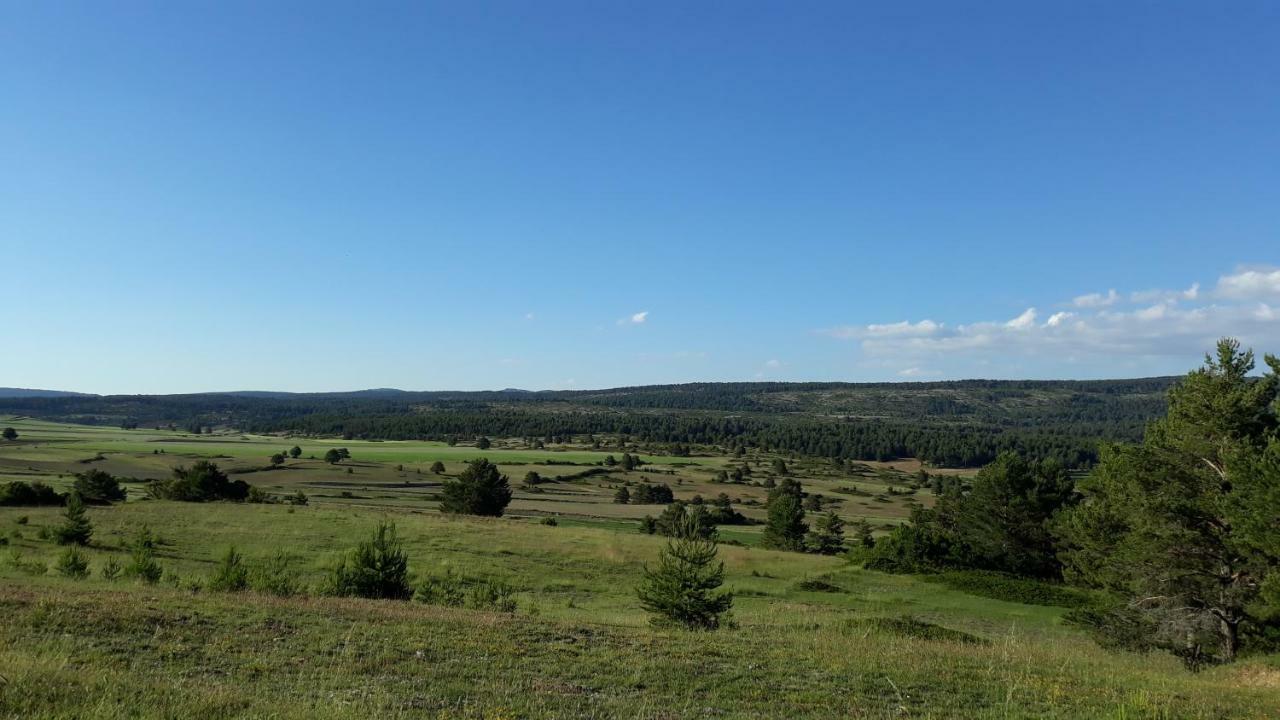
left=0, top=378, right=1178, bottom=468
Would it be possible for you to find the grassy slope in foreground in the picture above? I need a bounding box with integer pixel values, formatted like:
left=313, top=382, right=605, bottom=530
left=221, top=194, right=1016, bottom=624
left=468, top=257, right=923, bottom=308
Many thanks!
left=2, top=502, right=1278, bottom=719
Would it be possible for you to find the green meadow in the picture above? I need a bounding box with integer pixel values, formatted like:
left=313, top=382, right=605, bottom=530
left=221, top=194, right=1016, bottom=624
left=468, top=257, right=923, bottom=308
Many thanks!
left=1, top=417, right=1277, bottom=718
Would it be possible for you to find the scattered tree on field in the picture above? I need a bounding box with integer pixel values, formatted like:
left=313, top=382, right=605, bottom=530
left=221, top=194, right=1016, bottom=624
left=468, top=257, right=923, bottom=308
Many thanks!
left=322, top=521, right=412, bottom=600
left=73, top=469, right=126, bottom=504
left=637, top=514, right=733, bottom=630
left=54, top=494, right=92, bottom=546
left=148, top=461, right=250, bottom=502
left=289, top=445, right=302, bottom=459
left=439, top=458, right=512, bottom=517
left=760, top=478, right=807, bottom=551
left=807, top=512, right=846, bottom=555
left=430, top=461, right=446, bottom=474
left=2, top=427, right=17, bottom=441
left=208, top=546, right=249, bottom=592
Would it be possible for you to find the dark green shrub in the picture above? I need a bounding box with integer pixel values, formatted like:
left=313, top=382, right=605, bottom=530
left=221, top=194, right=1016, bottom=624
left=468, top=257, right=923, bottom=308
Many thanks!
left=100, top=557, right=123, bottom=580
left=849, top=616, right=987, bottom=645
left=540, top=516, right=558, bottom=526
left=322, top=521, right=411, bottom=600
left=0, top=480, right=64, bottom=507
left=794, top=578, right=842, bottom=593
left=926, top=571, right=1091, bottom=608
left=246, top=486, right=272, bottom=504
left=148, top=461, right=249, bottom=502
left=72, top=469, right=126, bottom=504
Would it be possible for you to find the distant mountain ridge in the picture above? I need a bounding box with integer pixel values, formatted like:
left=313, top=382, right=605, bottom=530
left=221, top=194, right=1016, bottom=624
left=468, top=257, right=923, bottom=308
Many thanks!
left=0, top=377, right=1181, bottom=468
left=0, top=388, right=97, bottom=398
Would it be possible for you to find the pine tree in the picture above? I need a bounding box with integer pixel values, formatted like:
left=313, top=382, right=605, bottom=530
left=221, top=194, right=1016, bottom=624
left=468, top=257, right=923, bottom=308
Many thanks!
left=614, top=486, right=631, bottom=504
left=439, top=458, right=512, bottom=516
left=208, top=546, right=249, bottom=592
left=637, top=515, right=733, bottom=630
left=807, top=511, right=846, bottom=555
left=852, top=519, right=876, bottom=548
left=323, top=521, right=412, bottom=599
left=760, top=479, right=807, bottom=551
left=54, top=493, right=92, bottom=546
left=1058, top=339, right=1280, bottom=664
left=55, top=546, right=90, bottom=579
left=125, top=527, right=163, bottom=584
left=73, top=469, right=126, bottom=504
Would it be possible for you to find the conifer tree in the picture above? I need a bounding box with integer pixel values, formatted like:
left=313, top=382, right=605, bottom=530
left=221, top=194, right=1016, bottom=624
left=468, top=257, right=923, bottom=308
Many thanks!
left=54, top=493, right=92, bottom=546
left=637, top=515, right=733, bottom=630
left=807, top=511, right=846, bottom=555
left=439, top=458, right=512, bottom=516
left=760, top=478, right=807, bottom=551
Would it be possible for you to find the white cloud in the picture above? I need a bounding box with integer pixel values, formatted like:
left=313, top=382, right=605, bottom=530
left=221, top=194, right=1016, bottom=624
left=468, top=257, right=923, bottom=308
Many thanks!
left=897, top=367, right=939, bottom=378
left=1130, top=283, right=1200, bottom=304
left=617, top=311, right=649, bottom=326
left=1073, top=289, right=1119, bottom=308
left=1216, top=267, right=1280, bottom=300
left=524, top=312, right=536, bottom=320
left=821, top=319, right=942, bottom=340
left=823, top=271, right=1280, bottom=372
left=1045, top=311, right=1074, bottom=327
left=1005, top=308, right=1037, bottom=330
left=764, top=359, right=781, bottom=368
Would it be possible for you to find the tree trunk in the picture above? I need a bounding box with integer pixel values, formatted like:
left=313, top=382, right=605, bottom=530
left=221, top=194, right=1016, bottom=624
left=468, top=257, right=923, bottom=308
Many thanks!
left=1219, top=615, right=1240, bottom=662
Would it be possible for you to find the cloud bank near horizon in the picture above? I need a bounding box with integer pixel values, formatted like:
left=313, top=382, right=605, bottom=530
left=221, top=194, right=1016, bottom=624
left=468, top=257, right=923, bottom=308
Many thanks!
left=821, top=266, right=1280, bottom=377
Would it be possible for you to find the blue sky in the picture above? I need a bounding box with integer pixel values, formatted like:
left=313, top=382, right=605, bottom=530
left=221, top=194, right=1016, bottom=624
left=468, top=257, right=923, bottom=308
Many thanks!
left=3, top=2, right=1278, bottom=393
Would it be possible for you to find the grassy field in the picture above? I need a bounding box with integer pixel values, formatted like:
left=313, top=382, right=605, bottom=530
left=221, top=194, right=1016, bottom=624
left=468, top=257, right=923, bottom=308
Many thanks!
left=0, top=416, right=942, bottom=536
left=2, top=417, right=1278, bottom=718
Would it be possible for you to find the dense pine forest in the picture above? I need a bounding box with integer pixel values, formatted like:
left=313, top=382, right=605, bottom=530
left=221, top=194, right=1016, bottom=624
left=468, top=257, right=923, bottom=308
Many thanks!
left=0, top=378, right=1175, bottom=468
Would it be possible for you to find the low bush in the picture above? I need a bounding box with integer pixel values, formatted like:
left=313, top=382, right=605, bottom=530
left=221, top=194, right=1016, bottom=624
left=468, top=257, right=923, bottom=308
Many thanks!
left=6, top=550, right=47, bottom=576
left=251, top=551, right=304, bottom=597
left=0, top=480, right=64, bottom=507
left=925, top=570, right=1092, bottom=608
left=414, top=570, right=465, bottom=607
left=54, top=547, right=90, bottom=579
left=124, top=528, right=163, bottom=584
left=208, top=546, right=249, bottom=591
left=467, top=578, right=518, bottom=613
left=793, top=578, right=843, bottom=593
left=415, top=572, right=518, bottom=613
left=848, top=616, right=988, bottom=645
